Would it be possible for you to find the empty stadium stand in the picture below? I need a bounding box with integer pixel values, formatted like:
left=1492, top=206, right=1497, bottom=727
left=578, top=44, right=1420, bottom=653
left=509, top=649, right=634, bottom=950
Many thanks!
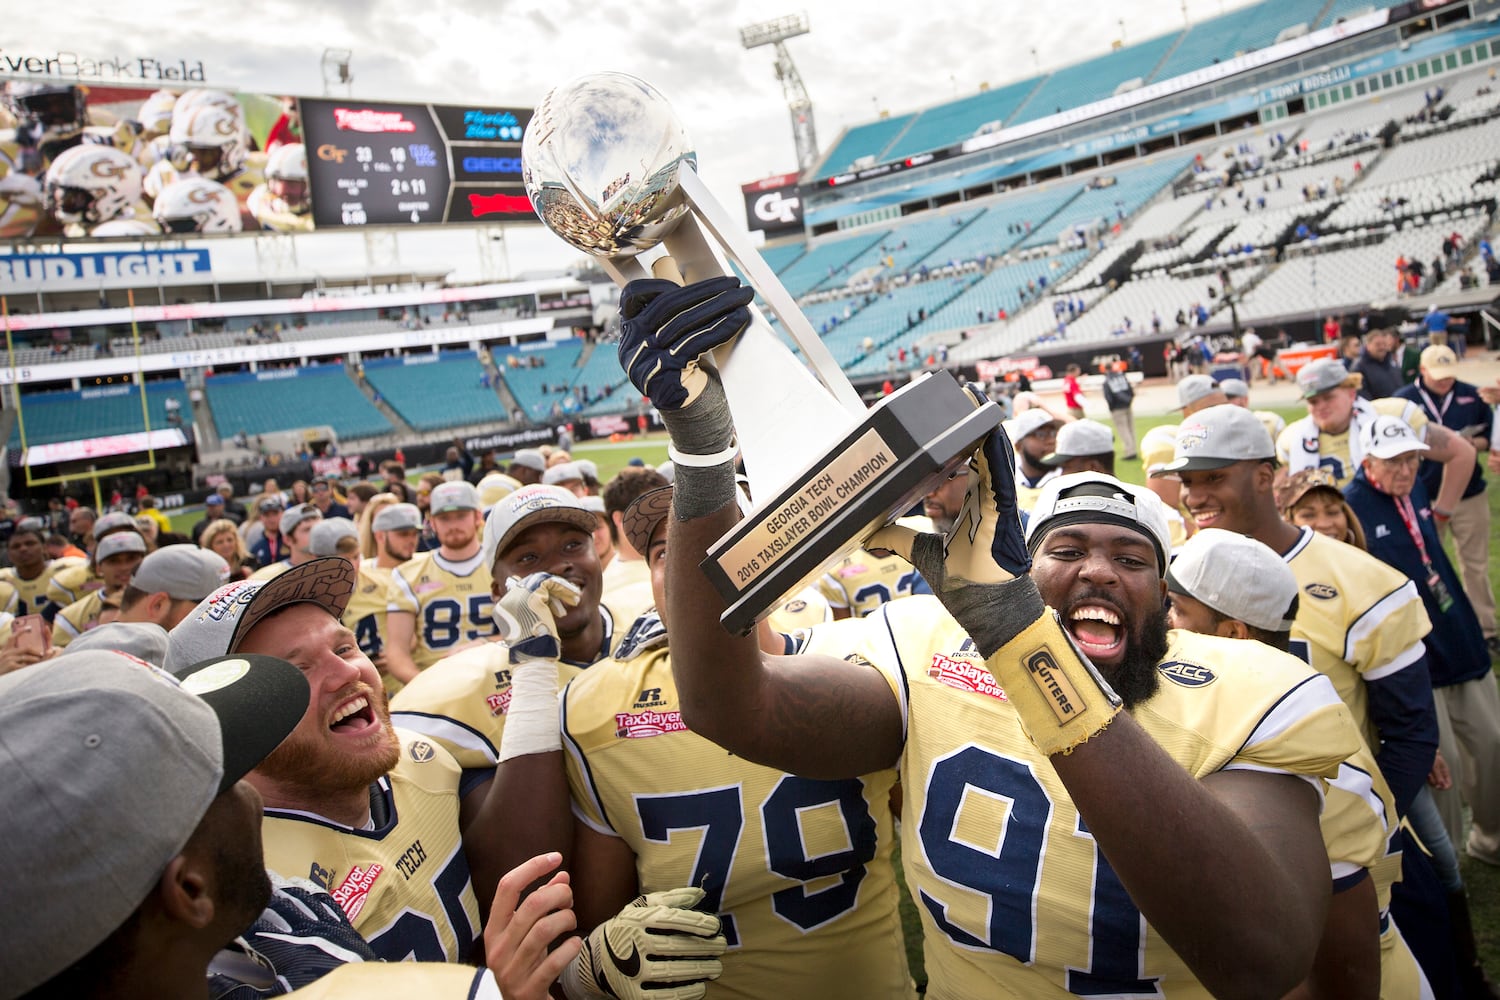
left=205, top=366, right=392, bottom=441
left=362, top=351, right=511, bottom=432
left=8, top=380, right=192, bottom=450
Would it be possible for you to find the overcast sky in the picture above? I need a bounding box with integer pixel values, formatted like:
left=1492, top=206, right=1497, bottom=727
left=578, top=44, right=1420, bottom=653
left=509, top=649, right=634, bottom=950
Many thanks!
left=11, top=0, right=1259, bottom=278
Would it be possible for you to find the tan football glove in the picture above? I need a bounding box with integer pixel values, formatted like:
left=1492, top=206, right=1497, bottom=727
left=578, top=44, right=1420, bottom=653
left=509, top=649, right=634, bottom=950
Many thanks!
left=559, top=887, right=727, bottom=1000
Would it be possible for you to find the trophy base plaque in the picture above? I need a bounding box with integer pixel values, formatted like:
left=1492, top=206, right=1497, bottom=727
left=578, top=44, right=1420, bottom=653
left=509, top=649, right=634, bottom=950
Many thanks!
left=703, top=370, right=1000, bottom=635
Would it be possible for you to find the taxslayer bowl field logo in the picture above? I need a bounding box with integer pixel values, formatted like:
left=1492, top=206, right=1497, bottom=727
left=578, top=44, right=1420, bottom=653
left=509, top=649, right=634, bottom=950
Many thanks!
left=615, top=709, right=687, bottom=739
left=928, top=653, right=1007, bottom=701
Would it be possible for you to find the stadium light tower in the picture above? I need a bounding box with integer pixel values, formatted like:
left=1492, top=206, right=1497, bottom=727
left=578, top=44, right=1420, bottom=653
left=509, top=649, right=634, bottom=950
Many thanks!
left=740, top=13, right=819, bottom=173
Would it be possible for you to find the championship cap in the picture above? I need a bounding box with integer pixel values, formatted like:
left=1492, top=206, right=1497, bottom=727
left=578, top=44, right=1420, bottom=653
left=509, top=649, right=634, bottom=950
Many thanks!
left=130, top=544, right=231, bottom=602
left=372, top=502, right=423, bottom=532
left=482, top=484, right=596, bottom=571
left=1361, top=414, right=1430, bottom=460
left=1041, top=420, right=1114, bottom=466
left=1025, top=472, right=1172, bottom=575
left=93, top=510, right=139, bottom=537
left=542, top=462, right=585, bottom=487
left=510, top=449, right=547, bottom=473
left=1297, top=359, right=1358, bottom=398
left=16, top=516, right=46, bottom=533
left=429, top=481, right=481, bottom=514
left=1004, top=408, right=1062, bottom=444
left=1175, top=374, right=1222, bottom=410
left=164, top=557, right=356, bottom=672
left=1219, top=378, right=1250, bottom=400
left=1166, top=528, right=1299, bottom=632
left=61, top=621, right=171, bottom=664
left=0, top=650, right=306, bottom=997
left=1419, top=344, right=1459, bottom=380
left=308, top=518, right=358, bottom=557
left=94, top=531, right=148, bottom=564
left=476, top=472, right=522, bottom=507
left=278, top=502, right=323, bottom=539
left=622, top=485, right=673, bottom=555
left=1161, top=404, right=1275, bottom=474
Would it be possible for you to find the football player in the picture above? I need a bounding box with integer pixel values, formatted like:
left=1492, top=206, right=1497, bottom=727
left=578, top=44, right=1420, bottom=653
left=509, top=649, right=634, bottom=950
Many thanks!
left=1276, top=359, right=1473, bottom=518
left=617, top=275, right=1366, bottom=997
left=1003, top=407, right=1063, bottom=511
left=1, top=525, right=71, bottom=617
left=248, top=142, right=313, bottom=233
left=249, top=502, right=323, bottom=580
left=51, top=531, right=147, bottom=648
left=43, top=510, right=138, bottom=617
left=152, top=174, right=243, bottom=233
left=44, top=144, right=159, bottom=237
left=353, top=499, right=422, bottom=694
left=385, top=482, right=496, bottom=683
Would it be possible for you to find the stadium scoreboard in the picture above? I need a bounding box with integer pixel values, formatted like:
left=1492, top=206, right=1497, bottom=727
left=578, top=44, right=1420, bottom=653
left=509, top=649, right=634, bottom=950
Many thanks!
left=300, top=98, right=537, bottom=228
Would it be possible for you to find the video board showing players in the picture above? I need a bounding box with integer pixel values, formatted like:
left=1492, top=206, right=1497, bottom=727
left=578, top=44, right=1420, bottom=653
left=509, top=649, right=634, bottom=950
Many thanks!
left=0, top=81, right=313, bottom=240
left=299, top=98, right=537, bottom=228
left=0, top=81, right=538, bottom=241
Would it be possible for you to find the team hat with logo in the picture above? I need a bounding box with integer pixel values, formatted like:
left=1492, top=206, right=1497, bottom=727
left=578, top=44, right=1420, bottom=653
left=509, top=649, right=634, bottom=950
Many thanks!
left=1003, top=408, right=1063, bottom=444
left=482, top=484, right=596, bottom=571
left=278, top=502, right=323, bottom=539
left=1361, top=414, right=1430, bottom=460
left=429, top=481, right=481, bottom=514
left=1041, top=420, right=1114, bottom=466
left=93, top=510, right=139, bottom=537
left=1219, top=378, right=1250, bottom=400
left=1419, top=344, right=1459, bottom=381
left=1025, top=472, right=1172, bottom=575
left=622, top=485, right=674, bottom=555
left=130, top=544, right=231, bottom=602
left=1166, top=528, right=1299, bottom=632
left=61, top=621, right=171, bottom=664
left=372, top=502, right=423, bottom=532
left=1175, top=374, right=1222, bottom=410
left=1161, top=404, right=1276, bottom=474
left=94, top=531, right=148, bottom=565
left=510, top=449, right=547, bottom=473
left=1297, top=359, right=1360, bottom=399
left=164, top=557, right=356, bottom=673
left=0, top=650, right=307, bottom=997
left=308, top=518, right=359, bottom=557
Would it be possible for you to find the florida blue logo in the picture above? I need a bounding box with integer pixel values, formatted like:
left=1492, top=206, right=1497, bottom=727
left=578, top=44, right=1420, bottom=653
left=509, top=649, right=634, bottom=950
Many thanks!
left=1159, top=660, right=1216, bottom=687
left=1304, top=582, right=1339, bottom=600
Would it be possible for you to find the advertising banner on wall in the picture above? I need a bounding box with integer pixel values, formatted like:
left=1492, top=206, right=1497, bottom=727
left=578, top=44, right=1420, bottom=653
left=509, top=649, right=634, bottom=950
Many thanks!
left=741, top=171, right=804, bottom=236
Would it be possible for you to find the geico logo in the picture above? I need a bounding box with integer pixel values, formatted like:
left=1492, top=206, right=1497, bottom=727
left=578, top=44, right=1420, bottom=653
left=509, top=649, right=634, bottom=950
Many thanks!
left=754, top=189, right=800, bottom=224
left=462, top=156, right=522, bottom=174
left=317, top=144, right=348, bottom=163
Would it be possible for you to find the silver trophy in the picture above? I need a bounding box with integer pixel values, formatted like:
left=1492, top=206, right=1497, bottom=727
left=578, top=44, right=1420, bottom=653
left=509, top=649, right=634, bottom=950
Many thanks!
left=523, top=72, right=1000, bottom=633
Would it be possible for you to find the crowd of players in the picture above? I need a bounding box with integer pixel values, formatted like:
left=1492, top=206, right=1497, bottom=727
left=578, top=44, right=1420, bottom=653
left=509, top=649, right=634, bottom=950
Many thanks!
left=2, top=274, right=1500, bottom=998
left=0, top=81, right=310, bottom=239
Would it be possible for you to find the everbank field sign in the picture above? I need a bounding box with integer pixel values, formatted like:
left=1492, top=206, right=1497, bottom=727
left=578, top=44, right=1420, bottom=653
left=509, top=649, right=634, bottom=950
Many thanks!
left=0, top=47, right=207, bottom=82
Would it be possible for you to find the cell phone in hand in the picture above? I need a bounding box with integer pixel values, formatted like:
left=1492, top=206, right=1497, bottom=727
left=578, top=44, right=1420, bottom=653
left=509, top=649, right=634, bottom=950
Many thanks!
left=11, top=615, right=50, bottom=657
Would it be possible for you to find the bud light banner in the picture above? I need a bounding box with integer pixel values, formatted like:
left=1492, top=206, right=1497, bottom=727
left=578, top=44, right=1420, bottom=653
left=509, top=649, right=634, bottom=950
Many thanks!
left=741, top=171, right=803, bottom=237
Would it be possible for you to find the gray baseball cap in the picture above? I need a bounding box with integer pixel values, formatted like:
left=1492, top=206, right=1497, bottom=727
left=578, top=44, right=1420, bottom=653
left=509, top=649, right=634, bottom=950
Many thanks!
left=94, top=531, right=148, bottom=565
left=61, top=621, right=171, bottom=664
left=429, top=480, right=481, bottom=514
left=1175, top=374, right=1222, bottom=410
left=1025, top=472, right=1173, bottom=576
left=372, top=502, right=423, bottom=532
left=1003, top=408, right=1062, bottom=443
left=1219, top=378, right=1250, bottom=400
left=165, top=557, right=356, bottom=673
left=1160, top=405, right=1276, bottom=474
left=308, top=517, right=358, bottom=557
left=93, top=511, right=139, bottom=537
left=1167, top=528, right=1299, bottom=632
left=510, top=449, right=547, bottom=472
left=482, top=484, right=596, bottom=572
left=1297, top=359, right=1356, bottom=398
left=575, top=459, right=599, bottom=482
left=1041, top=420, right=1114, bottom=466
left=0, top=650, right=306, bottom=997
left=130, top=544, right=232, bottom=602
left=278, top=502, right=323, bottom=539
left=542, top=462, right=584, bottom=487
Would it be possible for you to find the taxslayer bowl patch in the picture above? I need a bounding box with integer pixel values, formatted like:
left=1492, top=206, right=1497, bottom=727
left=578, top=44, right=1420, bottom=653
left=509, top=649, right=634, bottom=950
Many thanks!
left=928, top=653, right=1007, bottom=700
left=614, top=709, right=687, bottom=739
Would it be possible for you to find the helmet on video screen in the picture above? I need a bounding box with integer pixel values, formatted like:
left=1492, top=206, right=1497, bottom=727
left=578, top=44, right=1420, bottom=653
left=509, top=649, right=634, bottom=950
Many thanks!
left=169, top=102, right=246, bottom=181
left=91, top=217, right=161, bottom=237
left=136, top=90, right=179, bottom=136
left=5, top=81, right=88, bottom=157
left=153, top=175, right=242, bottom=233
left=45, top=144, right=143, bottom=226
left=265, top=142, right=309, bottom=212
left=0, top=147, right=45, bottom=238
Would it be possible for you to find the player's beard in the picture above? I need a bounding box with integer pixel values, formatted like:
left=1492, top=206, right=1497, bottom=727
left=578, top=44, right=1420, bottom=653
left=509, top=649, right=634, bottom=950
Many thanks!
left=256, top=688, right=402, bottom=797
left=1105, top=602, right=1169, bottom=710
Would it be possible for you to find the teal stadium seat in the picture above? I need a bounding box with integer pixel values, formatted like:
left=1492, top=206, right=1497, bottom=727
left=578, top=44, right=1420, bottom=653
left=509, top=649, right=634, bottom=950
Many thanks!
left=362, top=351, right=511, bottom=433
left=816, top=114, right=920, bottom=177
left=1010, top=34, right=1182, bottom=125
left=9, top=380, right=193, bottom=449
left=205, top=367, right=392, bottom=441
left=882, top=78, right=1042, bottom=163
left=493, top=342, right=586, bottom=422
left=1151, top=0, right=1324, bottom=82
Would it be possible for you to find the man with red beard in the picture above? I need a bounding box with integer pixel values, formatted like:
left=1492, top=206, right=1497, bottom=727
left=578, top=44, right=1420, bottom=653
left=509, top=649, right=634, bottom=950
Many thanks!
left=165, top=557, right=490, bottom=964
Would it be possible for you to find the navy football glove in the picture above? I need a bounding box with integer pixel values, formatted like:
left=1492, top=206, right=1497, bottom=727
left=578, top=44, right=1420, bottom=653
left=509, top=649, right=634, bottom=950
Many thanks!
left=618, top=276, right=754, bottom=411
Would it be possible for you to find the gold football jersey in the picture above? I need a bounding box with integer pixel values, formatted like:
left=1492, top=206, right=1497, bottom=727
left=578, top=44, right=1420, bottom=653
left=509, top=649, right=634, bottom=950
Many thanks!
left=259, top=730, right=480, bottom=963
left=51, top=589, right=113, bottom=647
left=796, top=599, right=1361, bottom=999
left=0, top=579, right=17, bottom=617
left=1276, top=398, right=1429, bottom=487
left=44, top=560, right=101, bottom=610
left=562, top=615, right=914, bottom=1000
left=817, top=546, right=926, bottom=619
left=1281, top=528, right=1431, bottom=745
left=0, top=560, right=68, bottom=616
left=387, top=552, right=496, bottom=670
left=283, top=962, right=500, bottom=998
left=390, top=600, right=634, bottom=773
left=348, top=562, right=396, bottom=689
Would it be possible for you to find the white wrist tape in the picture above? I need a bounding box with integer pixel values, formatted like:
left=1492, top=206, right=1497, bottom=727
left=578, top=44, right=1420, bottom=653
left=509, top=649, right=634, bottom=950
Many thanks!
left=496, top=659, right=562, bottom=762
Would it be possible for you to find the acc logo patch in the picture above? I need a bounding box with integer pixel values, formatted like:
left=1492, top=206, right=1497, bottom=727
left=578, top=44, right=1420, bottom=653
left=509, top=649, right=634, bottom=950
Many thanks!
left=407, top=740, right=436, bottom=763
left=784, top=599, right=807, bottom=613
left=1304, top=582, right=1339, bottom=600
left=1159, top=660, right=1216, bottom=688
